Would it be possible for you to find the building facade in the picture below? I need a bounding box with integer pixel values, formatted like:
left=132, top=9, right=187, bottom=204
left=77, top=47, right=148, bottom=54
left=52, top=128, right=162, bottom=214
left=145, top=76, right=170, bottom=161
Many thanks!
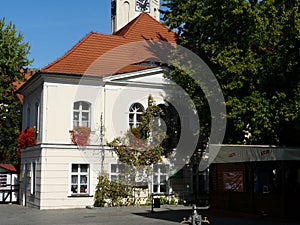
left=17, top=13, right=200, bottom=209
left=19, top=66, right=172, bottom=209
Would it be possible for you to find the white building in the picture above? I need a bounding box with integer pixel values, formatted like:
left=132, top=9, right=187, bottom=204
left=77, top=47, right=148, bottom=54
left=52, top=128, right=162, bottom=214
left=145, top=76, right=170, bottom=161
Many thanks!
left=0, top=164, right=19, bottom=203
left=17, top=12, right=184, bottom=209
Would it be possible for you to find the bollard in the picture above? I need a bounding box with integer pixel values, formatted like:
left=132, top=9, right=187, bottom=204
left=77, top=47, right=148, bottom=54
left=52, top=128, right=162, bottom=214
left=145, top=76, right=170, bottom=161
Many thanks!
left=190, top=205, right=202, bottom=225
left=180, top=205, right=210, bottom=225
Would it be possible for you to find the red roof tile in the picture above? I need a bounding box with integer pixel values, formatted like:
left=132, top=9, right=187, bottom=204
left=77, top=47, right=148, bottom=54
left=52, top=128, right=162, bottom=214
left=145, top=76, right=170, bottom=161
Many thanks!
left=13, top=70, right=35, bottom=103
left=0, top=164, right=17, bottom=172
left=116, top=64, right=153, bottom=74
left=41, top=13, right=177, bottom=76
left=114, top=13, right=177, bottom=42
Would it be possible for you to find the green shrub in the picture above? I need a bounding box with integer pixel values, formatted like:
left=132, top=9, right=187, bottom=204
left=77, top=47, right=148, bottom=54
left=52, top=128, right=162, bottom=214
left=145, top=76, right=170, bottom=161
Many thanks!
left=94, top=176, right=132, bottom=207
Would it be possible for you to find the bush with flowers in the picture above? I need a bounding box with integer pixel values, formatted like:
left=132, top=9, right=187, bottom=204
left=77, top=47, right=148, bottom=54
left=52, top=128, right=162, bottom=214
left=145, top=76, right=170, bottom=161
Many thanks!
left=70, top=126, right=91, bottom=146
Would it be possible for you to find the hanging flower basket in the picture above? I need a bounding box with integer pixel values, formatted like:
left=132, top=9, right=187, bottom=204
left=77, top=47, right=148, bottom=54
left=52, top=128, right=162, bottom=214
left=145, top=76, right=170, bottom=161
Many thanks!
left=70, top=126, right=91, bottom=146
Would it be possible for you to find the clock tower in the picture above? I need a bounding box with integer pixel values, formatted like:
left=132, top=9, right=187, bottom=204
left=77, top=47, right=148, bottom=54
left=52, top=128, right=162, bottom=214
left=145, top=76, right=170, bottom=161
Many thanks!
left=111, top=0, right=160, bottom=33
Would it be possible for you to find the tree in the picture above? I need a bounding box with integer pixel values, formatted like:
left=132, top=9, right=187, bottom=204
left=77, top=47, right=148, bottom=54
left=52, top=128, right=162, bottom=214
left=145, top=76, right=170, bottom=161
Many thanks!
left=0, top=18, right=32, bottom=164
left=161, top=0, right=300, bottom=145
left=108, top=95, right=167, bottom=167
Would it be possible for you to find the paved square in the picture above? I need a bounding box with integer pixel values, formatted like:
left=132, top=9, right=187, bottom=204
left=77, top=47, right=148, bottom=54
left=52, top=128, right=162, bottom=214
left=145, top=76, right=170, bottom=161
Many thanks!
left=0, top=204, right=299, bottom=225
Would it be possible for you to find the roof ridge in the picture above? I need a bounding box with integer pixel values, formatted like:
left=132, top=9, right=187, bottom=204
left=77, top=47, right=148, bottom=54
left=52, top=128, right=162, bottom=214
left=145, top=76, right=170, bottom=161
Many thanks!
left=122, top=13, right=147, bottom=38
left=114, top=13, right=177, bottom=41
left=41, top=32, right=98, bottom=71
left=113, top=13, right=143, bottom=37
left=143, top=13, right=178, bottom=39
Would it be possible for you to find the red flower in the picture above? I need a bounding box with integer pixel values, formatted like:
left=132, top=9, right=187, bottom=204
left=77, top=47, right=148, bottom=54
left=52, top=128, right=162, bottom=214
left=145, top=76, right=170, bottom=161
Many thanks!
left=26, top=127, right=37, bottom=147
left=18, top=131, right=27, bottom=149
left=70, top=126, right=91, bottom=146
left=17, top=127, right=37, bottom=152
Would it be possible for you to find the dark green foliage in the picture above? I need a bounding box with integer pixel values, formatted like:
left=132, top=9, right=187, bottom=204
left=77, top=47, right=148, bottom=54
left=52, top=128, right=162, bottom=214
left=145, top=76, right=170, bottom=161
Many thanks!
left=0, top=18, right=32, bottom=163
left=162, top=0, right=300, bottom=145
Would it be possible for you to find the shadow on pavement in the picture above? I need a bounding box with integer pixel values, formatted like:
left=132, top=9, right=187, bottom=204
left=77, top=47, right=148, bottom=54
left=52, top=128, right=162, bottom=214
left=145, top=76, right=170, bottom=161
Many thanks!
left=132, top=208, right=210, bottom=224
left=132, top=207, right=300, bottom=225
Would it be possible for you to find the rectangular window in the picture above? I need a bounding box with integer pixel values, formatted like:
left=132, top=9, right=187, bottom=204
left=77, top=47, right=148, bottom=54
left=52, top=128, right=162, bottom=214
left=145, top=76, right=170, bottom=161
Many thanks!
left=254, top=165, right=283, bottom=194
left=73, top=101, right=91, bottom=128
left=0, top=174, right=7, bottom=187
left=34, top=103, right=40, bottom=141
left=153, top=164, right=169, bottom=194
left=26, top=107, right=31, bottom=128
left=191, top=165, right=209, bottom=194
left=70, top=164, right=89, bottom=195
left=30, top=162, right=36, bottom=195
left=110, top=163, right=126, bottom=182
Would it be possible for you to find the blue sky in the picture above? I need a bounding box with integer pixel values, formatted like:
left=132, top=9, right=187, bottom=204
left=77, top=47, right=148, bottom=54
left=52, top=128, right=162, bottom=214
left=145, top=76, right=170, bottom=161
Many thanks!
left=0, top=0, right=112, bottom=69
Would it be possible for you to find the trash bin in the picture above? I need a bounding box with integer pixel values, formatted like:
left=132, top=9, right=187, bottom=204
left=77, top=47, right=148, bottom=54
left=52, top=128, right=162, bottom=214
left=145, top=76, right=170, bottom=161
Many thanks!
left=153, top=198, right=160, bottom=208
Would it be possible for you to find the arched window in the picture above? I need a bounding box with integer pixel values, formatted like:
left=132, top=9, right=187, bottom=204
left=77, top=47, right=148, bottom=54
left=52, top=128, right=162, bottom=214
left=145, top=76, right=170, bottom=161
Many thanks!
left=73, top=101, right=91, bottom=127
left=26, top=106, right=31, bottom=128
left=129, top=103, right=144, bottom=129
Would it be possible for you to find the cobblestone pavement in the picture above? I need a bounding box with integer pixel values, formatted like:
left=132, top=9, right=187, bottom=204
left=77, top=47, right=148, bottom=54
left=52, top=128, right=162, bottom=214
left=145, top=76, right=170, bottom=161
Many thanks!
left=0, top=204, right=299, bottom=225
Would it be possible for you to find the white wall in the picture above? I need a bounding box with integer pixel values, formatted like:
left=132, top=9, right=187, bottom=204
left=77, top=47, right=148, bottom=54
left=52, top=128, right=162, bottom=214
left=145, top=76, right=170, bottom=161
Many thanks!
left=41, top=83, right=104, bottom=145
left=20, top=146, right=118, bottom=209
left=25, top=71, right=168, bottom=145
left=104, top=85, right=165, bottom=141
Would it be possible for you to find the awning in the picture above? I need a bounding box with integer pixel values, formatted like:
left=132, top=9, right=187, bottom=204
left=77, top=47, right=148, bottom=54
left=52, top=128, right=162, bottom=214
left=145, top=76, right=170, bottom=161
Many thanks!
left=210, top=144, right=300, bottom=163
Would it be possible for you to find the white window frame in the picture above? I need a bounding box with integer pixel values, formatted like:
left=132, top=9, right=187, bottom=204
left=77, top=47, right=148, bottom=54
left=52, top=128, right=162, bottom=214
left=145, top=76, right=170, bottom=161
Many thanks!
left=34, top=102, right=40, bottom=141
left=30, top=162, right=36, bottom=195
left=110, top=162, right=127, bottom=182
left=73, top=101, right=91, bottom=128
left=70, top=163, right=90, bottom=196
left=129, top=103, right=144, bottom=129
left=152, top=164, right=169, bottom=194
left=26, top=105, right=31, bottom=128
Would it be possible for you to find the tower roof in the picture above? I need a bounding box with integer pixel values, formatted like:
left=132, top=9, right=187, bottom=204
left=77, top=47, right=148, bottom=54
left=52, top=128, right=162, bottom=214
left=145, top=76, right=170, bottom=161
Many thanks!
left=113, top=13, right=177, bottom=42
left=41, top=13, right=177, bottom=76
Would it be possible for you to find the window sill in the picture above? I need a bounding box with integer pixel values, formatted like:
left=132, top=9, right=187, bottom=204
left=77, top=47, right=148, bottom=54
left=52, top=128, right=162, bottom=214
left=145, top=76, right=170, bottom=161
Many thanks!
left=68, top=194, right=93, bottom=198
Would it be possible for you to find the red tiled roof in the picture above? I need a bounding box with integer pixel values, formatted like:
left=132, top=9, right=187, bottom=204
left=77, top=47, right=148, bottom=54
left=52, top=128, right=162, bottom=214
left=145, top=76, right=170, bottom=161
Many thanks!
left=116, top=64, right=153, bottom=74
left=13, top=70, right=35, bottom=103
left=41, top=13, right=177, bottom=76
left=113, top=13, right=177, bottom=42
left=0, top=164, right=17, bottom=172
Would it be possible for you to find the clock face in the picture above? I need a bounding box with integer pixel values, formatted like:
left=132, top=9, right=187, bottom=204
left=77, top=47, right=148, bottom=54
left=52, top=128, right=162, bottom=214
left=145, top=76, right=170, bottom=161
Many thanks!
left=135, top=0, right=150, bottom=13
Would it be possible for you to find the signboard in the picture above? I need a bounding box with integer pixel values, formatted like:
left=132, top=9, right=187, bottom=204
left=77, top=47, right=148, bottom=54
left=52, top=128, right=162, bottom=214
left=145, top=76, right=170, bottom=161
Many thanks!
left=223, top=171, right=244, bottom=192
